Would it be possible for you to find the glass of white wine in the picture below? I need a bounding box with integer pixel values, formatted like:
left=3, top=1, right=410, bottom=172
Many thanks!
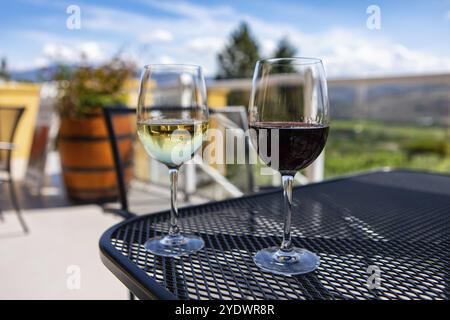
left=137, top=64, right=209, bottom=257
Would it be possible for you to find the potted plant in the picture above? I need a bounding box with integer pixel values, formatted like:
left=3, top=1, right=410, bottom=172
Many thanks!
left=54, top=58, right=135, bottom=202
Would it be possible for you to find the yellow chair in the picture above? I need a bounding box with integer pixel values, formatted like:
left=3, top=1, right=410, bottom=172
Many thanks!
left=0, top=106, right=29, bottom=233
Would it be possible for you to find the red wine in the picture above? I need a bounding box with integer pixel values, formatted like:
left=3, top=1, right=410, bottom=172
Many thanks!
left=250, top=122, right=329, bottom=175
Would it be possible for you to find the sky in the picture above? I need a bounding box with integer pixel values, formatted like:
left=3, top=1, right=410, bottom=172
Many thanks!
left=1, top=0, right=449, bottom=78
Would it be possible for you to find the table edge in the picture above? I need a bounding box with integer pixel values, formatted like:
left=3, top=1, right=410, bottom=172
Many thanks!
left=99, top=228, right=178, bottom=300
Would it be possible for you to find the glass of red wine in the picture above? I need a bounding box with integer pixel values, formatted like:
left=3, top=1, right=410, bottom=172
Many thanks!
left=249, top=57, right=330, bottom=275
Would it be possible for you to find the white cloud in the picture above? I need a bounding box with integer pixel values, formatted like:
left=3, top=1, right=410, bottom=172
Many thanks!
left=33, top=41, right=105, bottom=68
left=261, top=39, right=277, bottom=56
left=79, top=42, right=104, bottom=61
left=289, top=28, right=450, bottom=77
left=9, top=29, right=111, bottom=70
left=157, top=55, right=175, bottom=64
left=41, top=42, right=103, bottom=62
left=138, top=29, right=173, bottom=43
left=42, top=43, right=75, bottom=61
left=186, top=37, right=224, bottom=52
left=32, top=57, right=50, bottom=69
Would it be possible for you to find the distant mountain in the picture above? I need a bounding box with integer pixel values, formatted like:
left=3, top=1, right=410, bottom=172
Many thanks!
left=329, top=83, right=450, bottom=126
left=10, top=64, right=68, bottom=82
left=10, top=64, right=214, bottom=83
left=10, top=64, right=143, bottom=82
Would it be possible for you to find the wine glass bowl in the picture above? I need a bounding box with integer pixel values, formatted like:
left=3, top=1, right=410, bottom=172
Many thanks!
left=249, top=57, right=330, bottom=275
left=137, top=64, right=208, bottom=257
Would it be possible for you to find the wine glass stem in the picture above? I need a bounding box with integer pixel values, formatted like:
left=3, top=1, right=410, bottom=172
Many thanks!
left=280, top=175, right=294, bottom=252
left=168, top=168, right=180, bottom=237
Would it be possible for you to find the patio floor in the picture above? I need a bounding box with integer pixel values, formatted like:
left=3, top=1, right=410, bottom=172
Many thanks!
left=0, top=205, right=125, bottom=299
left=0, top=180, right=206, bottom=299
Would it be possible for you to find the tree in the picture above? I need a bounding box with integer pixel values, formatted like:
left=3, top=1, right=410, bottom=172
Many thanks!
left=273, top=37, right=297, bottom=59
left=0, top=57, right=11, bottom=81
left=216, top=22, right=260, bottom=79
left=272, top=37, right=297, bottom=73
left=271, top=38, right=299, bottom=116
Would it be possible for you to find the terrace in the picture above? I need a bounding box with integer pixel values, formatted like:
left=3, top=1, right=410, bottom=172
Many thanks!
left=0, top=1, right=449, bottom=301
left=1, top=72, right=449, bottom=299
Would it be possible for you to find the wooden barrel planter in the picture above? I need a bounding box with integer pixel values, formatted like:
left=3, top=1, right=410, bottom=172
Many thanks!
left=58, top=112, right=134, bottom=202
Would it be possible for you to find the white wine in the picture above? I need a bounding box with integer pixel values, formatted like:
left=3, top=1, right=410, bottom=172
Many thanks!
left=137, top=119, right=208, bottom=168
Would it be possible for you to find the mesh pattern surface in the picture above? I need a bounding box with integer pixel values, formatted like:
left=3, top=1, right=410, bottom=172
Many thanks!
left=107, top=171, right=449, bottom=300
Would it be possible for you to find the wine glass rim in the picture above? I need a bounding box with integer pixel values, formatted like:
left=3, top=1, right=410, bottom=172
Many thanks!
left=258, top=57, right=323, bottom=65
left=143, top=63, right=202, bottom=70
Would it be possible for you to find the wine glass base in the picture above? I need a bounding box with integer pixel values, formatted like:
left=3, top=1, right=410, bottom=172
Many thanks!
left=144, top=234, right=204, bottom=257
left=253, top=246, right=320, bottom=276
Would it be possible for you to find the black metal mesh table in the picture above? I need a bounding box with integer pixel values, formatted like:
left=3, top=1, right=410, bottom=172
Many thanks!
left=99, top=170, right=449, bottom=300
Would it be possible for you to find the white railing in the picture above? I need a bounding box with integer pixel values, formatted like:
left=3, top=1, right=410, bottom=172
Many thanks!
left=25, top=73, right=450, bottom=199
left=206, top=73, right=450, bottom=187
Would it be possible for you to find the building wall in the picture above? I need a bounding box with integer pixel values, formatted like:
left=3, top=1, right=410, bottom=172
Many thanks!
left=0, top=82, right=41, bottom=179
